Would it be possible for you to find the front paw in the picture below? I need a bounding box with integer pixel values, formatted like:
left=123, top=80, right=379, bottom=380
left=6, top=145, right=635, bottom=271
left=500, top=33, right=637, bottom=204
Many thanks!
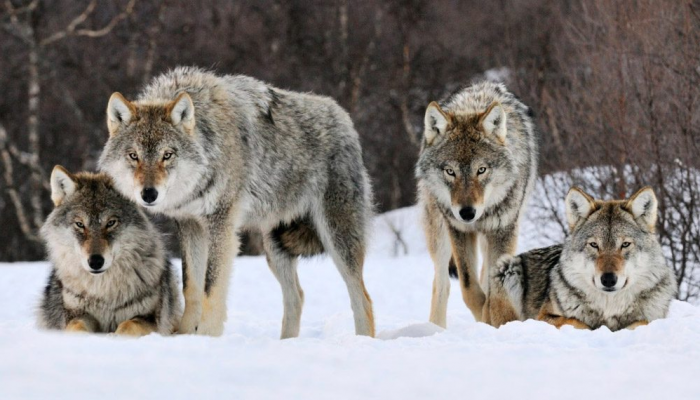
left=626, top=320, right=649, bottom=330
left=178, top=308, right=201, bottom=334
left=115, top=319, right=155, bottom=337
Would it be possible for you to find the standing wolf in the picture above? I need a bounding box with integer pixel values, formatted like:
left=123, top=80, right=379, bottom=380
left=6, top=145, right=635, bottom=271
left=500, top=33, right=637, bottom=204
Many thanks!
left=99, top=67, right=375, bottom=337
left=488, top=187, right=677, bottom=331
left=416, top=82, right=538, bottom=327
left=38, top=167, right=181, bottom=335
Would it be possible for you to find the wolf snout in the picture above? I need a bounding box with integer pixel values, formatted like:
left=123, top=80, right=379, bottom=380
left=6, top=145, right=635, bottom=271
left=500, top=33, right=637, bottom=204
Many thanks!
left=600, top=272, right=618, bottom=289
left=459, top=206, right=477, bottom=222
left=88, top=254, right=105, bottom=272
left=141, top=187, right=159, bottom=204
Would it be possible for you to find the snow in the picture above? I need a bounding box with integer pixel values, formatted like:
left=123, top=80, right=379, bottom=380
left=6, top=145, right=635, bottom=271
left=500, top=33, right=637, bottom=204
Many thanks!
left=2, top=206, right=700, bottom=399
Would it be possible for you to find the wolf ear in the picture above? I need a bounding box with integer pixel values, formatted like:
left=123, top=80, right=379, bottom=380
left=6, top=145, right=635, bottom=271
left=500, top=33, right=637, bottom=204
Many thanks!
left=627, top=187, right=658, bottom=231
left=565, top=187, right=596, bottom=231
left=424, top=102, right=451, bottom=146
left=50, top=165, right=77, bottom=207
left=167, top=93, right=195, bottom=133
left=107, top=92, right=135, bottom=136
left=480, top=102, right=507, bottom=142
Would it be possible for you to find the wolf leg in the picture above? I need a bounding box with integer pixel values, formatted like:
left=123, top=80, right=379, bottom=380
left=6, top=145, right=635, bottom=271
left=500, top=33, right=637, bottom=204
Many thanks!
left=481, top=227, right=519, bottom=293
left=424, top=206, right=452, bottom=328
left=448, top=229, right=486, bottom=321
left=484, top=255, right=523, bottom=327
left=263, top=232, right=304, bottom=339
left=314, top=207, right=374, bottom=337
left=65, top=316, right=99, bottom=333
left=176, top=218, right=209, bottom=334
left=198, top=207, right=238, bottom=337
left=115, top=318, right=157, bottom=337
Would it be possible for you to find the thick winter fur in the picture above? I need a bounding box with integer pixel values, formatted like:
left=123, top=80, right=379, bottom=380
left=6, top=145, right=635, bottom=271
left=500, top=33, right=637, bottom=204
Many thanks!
left=38, top=166, right=181, bottom=336
left=488, top=187, right=677, bottom=331
left=416, top=82, right=538, bottom=327
left=99, top=67, right=375, bottom=338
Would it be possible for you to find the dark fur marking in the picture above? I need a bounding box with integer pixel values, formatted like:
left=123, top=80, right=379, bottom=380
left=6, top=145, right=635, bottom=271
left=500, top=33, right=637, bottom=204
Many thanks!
left=448, top=258, right=458, bottom=279
left=270, top=216, right=325, bottom=258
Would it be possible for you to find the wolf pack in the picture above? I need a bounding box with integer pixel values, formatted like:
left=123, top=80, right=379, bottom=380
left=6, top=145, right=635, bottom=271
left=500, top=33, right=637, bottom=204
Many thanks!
left=37, top=67, right=677, bottom=338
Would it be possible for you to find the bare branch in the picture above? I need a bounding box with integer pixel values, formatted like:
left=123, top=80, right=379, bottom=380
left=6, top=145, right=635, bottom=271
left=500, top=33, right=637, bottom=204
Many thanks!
left=39, top=0, right=136, bottom=47
left=0, top=123, right=41, bottom=242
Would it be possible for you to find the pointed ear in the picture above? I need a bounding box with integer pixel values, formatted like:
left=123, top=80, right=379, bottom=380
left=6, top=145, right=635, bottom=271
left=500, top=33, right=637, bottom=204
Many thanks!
left=50, top=165, right=77, bottom=207
left=565, top=187, right=596, bottom=231
left=167, top=93, right=195, bottom=133
left=107, top=92, right=136, bottom=136
left=480, top=102, right=507, bottom=142
left=424, top=101, right=451, bottom=146
left=627, top=187, right=658, bottom=231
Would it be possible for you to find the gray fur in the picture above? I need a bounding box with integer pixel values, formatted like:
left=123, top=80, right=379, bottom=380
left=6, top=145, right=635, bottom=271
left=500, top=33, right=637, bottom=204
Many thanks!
left=38, top=170, right=181, bottom=335
left=417, top=81, right=538, bottom=326
left=99, top=67, right=375, bottom=337
left=492, top=190, right=677, bottom=331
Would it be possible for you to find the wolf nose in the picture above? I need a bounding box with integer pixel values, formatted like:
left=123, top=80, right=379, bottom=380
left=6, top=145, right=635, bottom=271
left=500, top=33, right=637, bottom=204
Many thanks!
left=141, top=187, right=158, bottom=204
left=88, top=255, right=105, bottom=270
left=601, top=272, right=618, bottom=288
left=459, top=206, right=476, bottom=222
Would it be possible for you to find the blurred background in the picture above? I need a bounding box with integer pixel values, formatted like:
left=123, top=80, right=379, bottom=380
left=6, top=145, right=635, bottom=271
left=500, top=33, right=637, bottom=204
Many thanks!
left=1, top=0, right=699, bottom=299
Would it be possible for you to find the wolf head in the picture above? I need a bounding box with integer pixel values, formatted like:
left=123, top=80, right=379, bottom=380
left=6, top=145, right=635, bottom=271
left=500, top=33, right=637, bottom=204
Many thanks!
left=98, top=92, right=207, bottom=212
left=563, top=186, right=665, bottom=293
left=41, top=166, right=152, bottom=275
left=417, top=101, right=517, bottom=225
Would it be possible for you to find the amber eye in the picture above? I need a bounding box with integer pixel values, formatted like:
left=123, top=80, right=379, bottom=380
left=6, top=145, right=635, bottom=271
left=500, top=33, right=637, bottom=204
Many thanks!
left=589, top=242, right=599, bottom=249
left=444, top=168, right=456, bottom=177
left=75, top=221, right=85, bottom=229
left=106, top=219, right=118, bottom=228
left=163, top=152, right=174, bottom=161
left=621, top=242, right=631, bottom=248
left=128, top=152, right=138, bottom=161
left=477, top=167, right=487, bottom=175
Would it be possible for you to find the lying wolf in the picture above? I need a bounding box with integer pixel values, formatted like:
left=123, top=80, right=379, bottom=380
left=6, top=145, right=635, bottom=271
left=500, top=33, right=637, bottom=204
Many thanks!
left=38, top=166, right=181, bottom=336
left=488, top=187, right=677, bottom=331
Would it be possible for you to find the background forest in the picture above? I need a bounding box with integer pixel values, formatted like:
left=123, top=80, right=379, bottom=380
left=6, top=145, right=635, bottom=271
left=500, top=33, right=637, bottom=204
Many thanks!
left=1, top=0, right=699, bottom=299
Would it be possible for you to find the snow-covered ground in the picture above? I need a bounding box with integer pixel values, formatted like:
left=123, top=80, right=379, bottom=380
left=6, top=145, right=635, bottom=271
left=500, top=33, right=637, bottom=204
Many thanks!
left=2, top=206, right=700, bottom=399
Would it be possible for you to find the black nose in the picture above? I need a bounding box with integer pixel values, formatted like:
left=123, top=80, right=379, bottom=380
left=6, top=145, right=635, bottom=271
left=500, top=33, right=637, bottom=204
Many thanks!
left=88, top=254, right=105, bottom=270
left=459, top=206, right=477, bottom=222
left=601, top=272, right=618, bottom=288
left=141, top=187, right=158, bottom=204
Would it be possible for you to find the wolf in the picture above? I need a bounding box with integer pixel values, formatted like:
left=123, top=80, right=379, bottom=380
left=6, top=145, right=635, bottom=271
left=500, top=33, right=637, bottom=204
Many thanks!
left=488, top=187, right=678, bottom=331
left=99, top=67, right=375, bottom=338
left=38, top=166, right=181, bottom=336
left=416, top=81, right=538, bottom=327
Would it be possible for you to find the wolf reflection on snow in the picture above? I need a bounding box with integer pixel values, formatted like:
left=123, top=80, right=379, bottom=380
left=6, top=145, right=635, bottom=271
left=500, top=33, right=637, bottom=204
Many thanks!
left=0, top=206, right=699, bottom=399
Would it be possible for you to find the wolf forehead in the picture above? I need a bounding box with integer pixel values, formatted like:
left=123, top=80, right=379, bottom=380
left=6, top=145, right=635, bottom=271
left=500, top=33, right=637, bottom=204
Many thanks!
left=55, top=173, right=139, bottom=219
left=576, top=201, right=649, bottom=237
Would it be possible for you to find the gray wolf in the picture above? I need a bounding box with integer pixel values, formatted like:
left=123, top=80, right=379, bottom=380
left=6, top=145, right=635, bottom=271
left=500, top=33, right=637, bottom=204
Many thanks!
left=416, top=81, right=538, bottom=327
left=38, top=166, right=181, bottom=336
left=99, top=67, right=375, bottom=338
left=488, top=186, right=677, bottom=331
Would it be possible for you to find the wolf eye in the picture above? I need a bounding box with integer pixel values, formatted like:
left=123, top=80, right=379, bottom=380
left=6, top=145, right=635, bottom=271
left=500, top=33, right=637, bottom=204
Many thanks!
left=106, top=219, right=118, bottom=228
left=589, top=242, right=599, bottom=249
left=477, top=167, right=487, bottom=175
left=75, top=221, right=85, bottom=229
left=128, top=152, right=139, bottom=161
left=621, top=242, right=631, bottom=248
left=444, top=168, right=455, bottom=177
left=163, top=152, right=174, bottom=160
